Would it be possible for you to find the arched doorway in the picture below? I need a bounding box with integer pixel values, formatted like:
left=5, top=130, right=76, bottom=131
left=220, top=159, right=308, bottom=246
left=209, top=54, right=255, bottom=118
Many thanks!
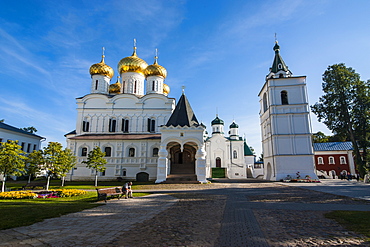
left=266, top=162, right=272, bottom=180
left=136, top=172, right=149, bottom=182
left=216, top=157, right=221, bottom=168
left=168, top=142, right=197, bottom=174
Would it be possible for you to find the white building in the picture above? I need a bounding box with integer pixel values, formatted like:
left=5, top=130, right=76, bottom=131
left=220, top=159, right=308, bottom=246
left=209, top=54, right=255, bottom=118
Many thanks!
left=258, top=41, right=318, bottom=181
left=0, top=122, right=44, bottom=153
left=65, top=44, right=255, bottom=182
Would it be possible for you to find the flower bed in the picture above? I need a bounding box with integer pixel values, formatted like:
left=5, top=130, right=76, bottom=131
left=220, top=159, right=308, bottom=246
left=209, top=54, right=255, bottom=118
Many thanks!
left=0, top=191, right=38, bottom=199
left=283, top=179, right=321, bottom=183
left=0, top=189, right=87, bottom=199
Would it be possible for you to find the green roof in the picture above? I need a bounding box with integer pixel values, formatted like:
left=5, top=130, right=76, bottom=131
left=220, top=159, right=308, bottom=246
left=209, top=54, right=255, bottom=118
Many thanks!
left=211, top=116, right=224, bottom=125
left=244, top=141, right=254, bottom=156
left=270, top=41, right=291, bottom=74
left=229, top=121, right=238, bottom=128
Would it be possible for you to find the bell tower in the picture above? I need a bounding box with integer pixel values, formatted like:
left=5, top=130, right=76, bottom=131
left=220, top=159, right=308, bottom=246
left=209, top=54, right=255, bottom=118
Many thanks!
left=258, top=41, right=318, bottom=181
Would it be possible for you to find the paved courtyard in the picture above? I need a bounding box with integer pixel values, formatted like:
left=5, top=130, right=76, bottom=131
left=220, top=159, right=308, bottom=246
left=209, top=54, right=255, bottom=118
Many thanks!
left=0, top=179, right=369, bottom=246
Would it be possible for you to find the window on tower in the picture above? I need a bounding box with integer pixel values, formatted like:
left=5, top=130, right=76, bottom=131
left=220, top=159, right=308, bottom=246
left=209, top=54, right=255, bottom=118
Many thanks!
left=82, top=119, right=90, bottom=132
left=281, top=90, right=289, bottom=105
left=152, top=81, right=155, bottom=91
left=263, top=93, right=268, bottom=112
left=121, top=119, right=129, bottom=133
left=233, top=150, right=238, bottom=159
left=147, top=118, right=156, bottom=133
left=95, top=80, right=98, bottom=90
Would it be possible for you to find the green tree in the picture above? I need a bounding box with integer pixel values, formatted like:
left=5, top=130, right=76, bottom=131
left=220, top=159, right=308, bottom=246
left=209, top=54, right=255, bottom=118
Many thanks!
left=312, top=131, right=330, bottom=143
left=0, top=140, right=27, bottom=192
left=311, top=63, right=370, bottom=176
left=42, top=142, right=64, bottom=190
left=26, top=150, right=44, bottom=183
left=21, top=126, right=37, bottom=134
left=56, top=148, right=76, bottom=187
left=82, top=146, right=107, bottom=187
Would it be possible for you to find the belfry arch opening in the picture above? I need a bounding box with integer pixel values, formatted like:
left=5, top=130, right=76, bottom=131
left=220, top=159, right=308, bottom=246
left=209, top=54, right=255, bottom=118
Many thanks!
left=167, top=142, right=197, bottom=174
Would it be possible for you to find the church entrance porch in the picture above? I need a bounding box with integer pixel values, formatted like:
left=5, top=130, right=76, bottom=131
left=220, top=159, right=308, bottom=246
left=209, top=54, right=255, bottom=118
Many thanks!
left=164, top=142, right=198, bottom=183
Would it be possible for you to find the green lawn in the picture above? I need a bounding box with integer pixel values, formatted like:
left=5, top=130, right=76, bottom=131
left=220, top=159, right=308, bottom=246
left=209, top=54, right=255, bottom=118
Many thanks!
left=0, top=192, right=100, bottom=230
left=325, top=211, right=370, bottom=241
left=0, top=180, right=151, bottom=230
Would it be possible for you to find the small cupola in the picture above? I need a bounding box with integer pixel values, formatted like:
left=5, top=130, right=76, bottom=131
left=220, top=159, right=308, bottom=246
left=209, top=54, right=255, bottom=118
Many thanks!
left=229, top=121, right=239, bottom=140
left=89, top=47, right=114, bottom=94
left=211, top=115, right=224, bottom=135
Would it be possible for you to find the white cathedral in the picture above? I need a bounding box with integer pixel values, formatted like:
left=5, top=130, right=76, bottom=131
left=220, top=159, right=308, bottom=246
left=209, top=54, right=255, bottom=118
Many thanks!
left=65, top=41, right=317, bottom=182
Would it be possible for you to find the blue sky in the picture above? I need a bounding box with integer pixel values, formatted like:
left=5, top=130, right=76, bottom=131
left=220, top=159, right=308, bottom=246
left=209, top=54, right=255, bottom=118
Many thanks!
left=1, top=0, right=370, bottom=156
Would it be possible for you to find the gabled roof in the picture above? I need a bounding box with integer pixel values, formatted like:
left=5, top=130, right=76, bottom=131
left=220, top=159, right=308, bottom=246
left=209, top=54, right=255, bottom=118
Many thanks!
left=165, top=93, right=199, bottom=127
left=313, top=142, right=353, bottom=151
left=0, top=122, right=44, bottom=139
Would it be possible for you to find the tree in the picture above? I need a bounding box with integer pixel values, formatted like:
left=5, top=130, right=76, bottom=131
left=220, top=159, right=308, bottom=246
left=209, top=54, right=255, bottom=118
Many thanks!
left=21, top=126, right=37, bottom=134
left=56, top=148, right=76, bottom=186
left=82, top=146, right=107, bottom=187
left=42, top=142, right=64, bottom=190
left=312, top=131, right=330, bottom=143
left=311, top=63, right=370, bottom=176
left=0, top=140, right=27, bottom=192
left=0, top=119, right=4, bottom=123
left=26, top=150, right=44, bottom=183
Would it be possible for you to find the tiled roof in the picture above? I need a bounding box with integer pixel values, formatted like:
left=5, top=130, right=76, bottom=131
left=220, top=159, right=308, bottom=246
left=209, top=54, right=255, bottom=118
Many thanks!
left=0, top=122, right=44, bottom=139
left=313, top=142, right=353, bottom=151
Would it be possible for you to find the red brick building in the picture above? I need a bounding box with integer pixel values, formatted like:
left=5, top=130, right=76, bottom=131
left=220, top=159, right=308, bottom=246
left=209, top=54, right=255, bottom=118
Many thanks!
left=313, top=142, right=356, bottom=178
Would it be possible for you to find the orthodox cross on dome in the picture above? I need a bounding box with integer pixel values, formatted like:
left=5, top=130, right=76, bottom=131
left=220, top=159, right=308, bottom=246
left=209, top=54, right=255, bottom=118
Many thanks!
left=181, top=85, right=186, bottom=95
left=132, top=38, right=137, bottom=56
left=154, top=48, right=158, bottom=64
left=274, top=33, right=277, bottom=42
left=101, top=47, right=105, bottom=63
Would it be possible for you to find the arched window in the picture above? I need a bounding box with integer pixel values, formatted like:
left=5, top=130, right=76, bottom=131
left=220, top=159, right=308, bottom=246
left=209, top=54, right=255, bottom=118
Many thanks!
left=104, top=147, right=112, bottom=157
left=134, top=81, right=137, bottom=94
left=122, top=81, right=125, bottom=93
left=340, top=156, right=347, bottom=164
left=81, top=147, right=88, bottom=157
left=147, top=118, right=156, bottom=133
left=233, top=150, right=238, bottom=159
left=281, top=90, right=288, bottom=105
left=263, top=93, right=268, bottom=112
left=121, top=119, right=129, bottom=133
left=129, top=148, right=135, bottom=157
left=109, top=118, right=116, bottom=132
left=82, top=119, right=90, bottom=132
left=329, top=156, right=335, bottom=164
left=152, top=81, right=155, bottom=91
left=152, top=148, right=159, bottom=157
left=317, top=157, right=324, bottom=164
left=95, top=80, right=98, bottom=90
left=216, top=157, right=221, bottom=168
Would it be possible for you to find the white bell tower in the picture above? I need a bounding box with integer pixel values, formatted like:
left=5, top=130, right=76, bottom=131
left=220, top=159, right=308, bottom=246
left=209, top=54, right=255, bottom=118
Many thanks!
left=259, top=41, right=318, bottom=181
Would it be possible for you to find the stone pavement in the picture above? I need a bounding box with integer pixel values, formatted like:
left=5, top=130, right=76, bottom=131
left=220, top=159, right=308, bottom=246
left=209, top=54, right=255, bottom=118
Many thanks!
left=280, top=178, right=370, bottom=200
left=0, top=194, right=178, bottom=247
left=1, top=180, right=370, bottom=246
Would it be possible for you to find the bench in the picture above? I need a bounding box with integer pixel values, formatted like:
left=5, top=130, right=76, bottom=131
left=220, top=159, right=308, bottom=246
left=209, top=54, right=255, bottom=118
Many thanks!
left=96, top=187, right=124, bottom=202
left=22, top=182, right=46, bottom=190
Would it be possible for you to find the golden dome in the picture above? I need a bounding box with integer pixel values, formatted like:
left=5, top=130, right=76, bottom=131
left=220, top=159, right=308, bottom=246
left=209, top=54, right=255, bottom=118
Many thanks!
left=117, top=47, right=148, bottom=75
left=109, top=77, right=121, bottom=94
left=89, top=56, right=114, bottom=79
left=144, top=56, right=167, bottom=78
left=163, top=83, right=170, bottom=95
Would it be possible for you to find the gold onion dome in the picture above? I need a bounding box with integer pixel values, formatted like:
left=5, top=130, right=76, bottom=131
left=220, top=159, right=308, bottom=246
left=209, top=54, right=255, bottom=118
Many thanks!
left=163, top=83, right=170, bottom=95
left=89, top=55, right=114, bottom=79
left=144, top=56, right=167, bottom=78
left=109, top=77, right=121, bottom=94
left=117, top=47, right=148, bottom=75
